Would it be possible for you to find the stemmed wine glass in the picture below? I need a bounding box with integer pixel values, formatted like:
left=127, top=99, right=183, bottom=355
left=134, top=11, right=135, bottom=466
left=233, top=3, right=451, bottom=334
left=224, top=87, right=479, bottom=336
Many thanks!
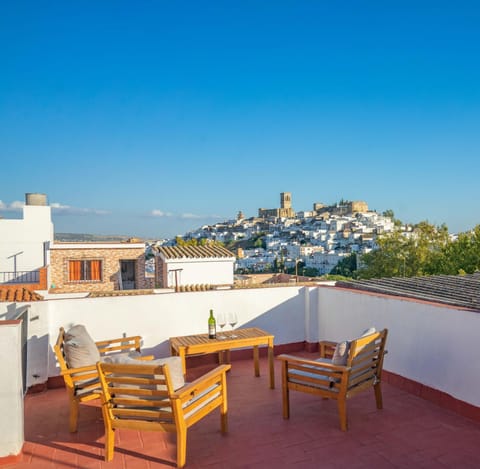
left=217, top=313, right=227, bottom=339
left=228, top=312, right=238, bottom=338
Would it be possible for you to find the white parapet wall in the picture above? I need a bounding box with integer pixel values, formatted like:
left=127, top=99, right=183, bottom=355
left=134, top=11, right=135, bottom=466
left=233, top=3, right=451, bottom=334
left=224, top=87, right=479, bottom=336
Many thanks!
left=316, top=285, right=480, bottom=408
left=34, top=286, right=307, bottom=385
left=0, top=320, right=24, bottom=458
left=3, top=284, right=480, bottom=409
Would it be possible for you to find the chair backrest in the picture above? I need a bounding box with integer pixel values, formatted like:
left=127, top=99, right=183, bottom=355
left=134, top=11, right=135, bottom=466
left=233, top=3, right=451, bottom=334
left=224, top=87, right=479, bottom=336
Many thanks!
left=54, top=327, right=69, bottom=374
left=97, top=362, right=180, bottom=432
left=54, top=326, right=143, bottom=392
left=54, top=327, right=100, bottom=393
left=346, top=329, right=388, bottom=391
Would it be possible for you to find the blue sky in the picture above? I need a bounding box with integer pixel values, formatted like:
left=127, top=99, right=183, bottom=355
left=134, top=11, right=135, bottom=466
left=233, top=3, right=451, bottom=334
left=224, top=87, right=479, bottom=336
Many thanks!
left=1, top=1, right=479, bottom=239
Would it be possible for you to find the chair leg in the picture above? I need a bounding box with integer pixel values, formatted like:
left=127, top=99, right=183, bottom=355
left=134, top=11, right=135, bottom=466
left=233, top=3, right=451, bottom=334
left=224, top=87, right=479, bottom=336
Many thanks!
left=104, top=427, right=115, bottom=462
left=374, top=382, right=383, bottom=409
left=69, top=398, right=79, bottom=433
left=176, top=424, right=187, bottom=469
left=220, top=372, right=228, bottom=434
left=281, top=362, right=290, bottom=419
left=337, top=398, right=348, bottom=431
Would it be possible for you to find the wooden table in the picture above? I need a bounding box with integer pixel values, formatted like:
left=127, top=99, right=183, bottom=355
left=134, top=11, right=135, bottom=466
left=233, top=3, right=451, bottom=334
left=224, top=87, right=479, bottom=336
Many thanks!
left=170, top=327, right=275, bottom=389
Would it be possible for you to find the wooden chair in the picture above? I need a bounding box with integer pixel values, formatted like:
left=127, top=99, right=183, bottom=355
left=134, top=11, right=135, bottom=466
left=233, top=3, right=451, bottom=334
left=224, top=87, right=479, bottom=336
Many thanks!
left=96, top=361, right=231, bottom=468
left=277, top=328, right=388, bottom=431
left=54, top=326, right=150, bottom=432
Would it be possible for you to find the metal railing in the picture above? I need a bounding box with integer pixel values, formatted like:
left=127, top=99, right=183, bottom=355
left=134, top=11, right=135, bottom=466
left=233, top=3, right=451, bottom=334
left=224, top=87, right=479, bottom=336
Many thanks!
left=0, top=270, right=40, bottom=284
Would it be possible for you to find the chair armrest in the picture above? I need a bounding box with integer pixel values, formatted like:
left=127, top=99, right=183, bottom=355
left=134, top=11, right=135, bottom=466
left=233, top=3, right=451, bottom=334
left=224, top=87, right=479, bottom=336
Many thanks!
left=61, top=363, right=99, bottom=389
left=319, top=340, right=337, bottom=359
left=136, top=354, right=155, bottom=361
left=276, top=354, right=349, bottom=372
left=61, top=363, right=97, bottom=376
left=172, top=364, right=231, bottom=400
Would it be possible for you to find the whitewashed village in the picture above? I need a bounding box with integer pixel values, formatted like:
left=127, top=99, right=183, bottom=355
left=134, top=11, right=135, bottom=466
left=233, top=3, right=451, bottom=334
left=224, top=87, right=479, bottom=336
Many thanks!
left=182, top=192, right=397, bottom=276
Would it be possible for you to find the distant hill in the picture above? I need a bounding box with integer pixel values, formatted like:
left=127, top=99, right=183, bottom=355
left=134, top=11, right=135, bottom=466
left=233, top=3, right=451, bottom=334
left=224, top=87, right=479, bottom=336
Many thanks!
left=54, top=233, right=139, bottom=242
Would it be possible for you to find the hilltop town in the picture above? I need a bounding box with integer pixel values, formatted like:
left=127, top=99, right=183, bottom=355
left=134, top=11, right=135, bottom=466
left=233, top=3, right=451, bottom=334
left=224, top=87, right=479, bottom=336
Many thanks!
left=177, top=192, right=398, bottom=276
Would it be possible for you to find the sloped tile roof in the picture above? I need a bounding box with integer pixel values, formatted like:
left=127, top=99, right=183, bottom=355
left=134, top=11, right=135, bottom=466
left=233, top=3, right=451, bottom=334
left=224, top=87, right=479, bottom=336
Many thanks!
left=0, top=287, right=44, bottom=302
left=156, top=245, right=235, bottom=260
left=336, top=272, right=480, bottom=311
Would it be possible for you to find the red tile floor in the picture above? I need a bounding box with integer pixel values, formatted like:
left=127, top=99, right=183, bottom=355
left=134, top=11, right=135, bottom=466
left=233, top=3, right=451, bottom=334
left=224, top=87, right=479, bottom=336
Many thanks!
left=6, top=356, right=480, bottom=468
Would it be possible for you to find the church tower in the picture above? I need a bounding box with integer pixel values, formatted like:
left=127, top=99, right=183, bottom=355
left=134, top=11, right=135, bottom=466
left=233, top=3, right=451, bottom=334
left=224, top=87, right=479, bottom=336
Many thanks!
left=280, top=192, right=291, bottom=209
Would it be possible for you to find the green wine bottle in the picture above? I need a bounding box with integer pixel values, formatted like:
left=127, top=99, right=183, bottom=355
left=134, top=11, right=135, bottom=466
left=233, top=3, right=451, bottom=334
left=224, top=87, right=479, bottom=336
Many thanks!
left=208, top=309, right=216, bottom=339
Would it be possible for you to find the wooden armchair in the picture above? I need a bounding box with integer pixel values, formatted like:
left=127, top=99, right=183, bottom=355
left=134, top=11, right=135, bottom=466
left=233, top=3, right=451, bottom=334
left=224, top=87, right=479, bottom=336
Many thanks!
left=277, top=328, right=388, bottom=431
left=54, top=326, right=151, bottom=432
left=97, top=361, right=231, bottom=468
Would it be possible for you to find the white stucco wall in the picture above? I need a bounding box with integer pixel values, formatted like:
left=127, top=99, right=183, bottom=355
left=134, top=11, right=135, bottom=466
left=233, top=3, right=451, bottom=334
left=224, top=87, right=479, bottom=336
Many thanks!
left=165, top=258, right=235, bottom=286
left=317, top=286, right=480, bottom=407
left=0, top=205, right=53, bottom=272
left=0, top=321, right=24, bottom=457
left=4, top=284, right=480, bottom=409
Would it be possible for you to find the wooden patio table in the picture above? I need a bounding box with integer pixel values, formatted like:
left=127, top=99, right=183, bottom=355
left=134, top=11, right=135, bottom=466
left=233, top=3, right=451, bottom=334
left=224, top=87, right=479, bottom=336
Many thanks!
left=170, top=327, right=275, bottom=389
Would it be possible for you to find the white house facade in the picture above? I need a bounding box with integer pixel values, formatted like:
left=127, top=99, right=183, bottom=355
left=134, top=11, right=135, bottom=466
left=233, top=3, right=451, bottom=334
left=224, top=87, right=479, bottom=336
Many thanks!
left=0, top=193, right=53, bottom=283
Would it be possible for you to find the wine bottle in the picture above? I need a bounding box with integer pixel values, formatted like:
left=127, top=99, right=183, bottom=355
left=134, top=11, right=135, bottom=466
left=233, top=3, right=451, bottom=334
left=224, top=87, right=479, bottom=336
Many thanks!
left=208, top=309, right=216, bottom=339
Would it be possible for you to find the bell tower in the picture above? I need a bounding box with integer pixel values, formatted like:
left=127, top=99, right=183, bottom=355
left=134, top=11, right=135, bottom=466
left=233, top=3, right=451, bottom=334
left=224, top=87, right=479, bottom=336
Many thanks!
left=280, top=192, right=291, bottom=209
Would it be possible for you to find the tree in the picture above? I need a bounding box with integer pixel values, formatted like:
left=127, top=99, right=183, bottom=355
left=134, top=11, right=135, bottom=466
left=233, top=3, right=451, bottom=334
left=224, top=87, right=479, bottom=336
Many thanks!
left=329, top=253, right=357, bottom=277
left=425, top=225, right=480, bottom=275
left=382, top=209, right=395, bottom=219
left=382, top=209, right=402, bottom=227
left=175, top=236, right=225, bottom=248
left=357, top=221, right=450, bottom=279
left=253, top=237, right=264, bottom=248
left=302, top=267, right=320, bottom=277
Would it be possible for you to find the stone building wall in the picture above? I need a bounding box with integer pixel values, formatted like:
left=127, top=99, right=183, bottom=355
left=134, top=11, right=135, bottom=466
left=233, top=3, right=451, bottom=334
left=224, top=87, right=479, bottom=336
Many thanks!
left=155, top=258, right=168, bottom=288
left=49, top=247, right=146, bottom=293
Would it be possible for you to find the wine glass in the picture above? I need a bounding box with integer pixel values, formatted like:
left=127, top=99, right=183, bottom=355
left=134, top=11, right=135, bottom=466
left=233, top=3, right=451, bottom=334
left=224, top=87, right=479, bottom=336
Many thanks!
left=228, top=312, right=238, bottom=338
left=217, top=313, right=227, bottom=339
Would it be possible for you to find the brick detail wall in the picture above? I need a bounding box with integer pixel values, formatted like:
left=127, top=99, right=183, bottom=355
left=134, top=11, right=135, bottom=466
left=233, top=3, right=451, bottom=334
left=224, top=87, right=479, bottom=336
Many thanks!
left=49, top=247, right=146, bottom=293
left=155, top=257, right=169, bottom=288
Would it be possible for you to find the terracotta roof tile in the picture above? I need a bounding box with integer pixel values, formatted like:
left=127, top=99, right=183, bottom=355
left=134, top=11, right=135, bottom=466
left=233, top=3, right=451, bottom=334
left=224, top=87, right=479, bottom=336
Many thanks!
left=156, top=245, right=235, bottom=260
left=0, top=287, right=44, bottom=302
left=336, top=272, right=480, bottom=311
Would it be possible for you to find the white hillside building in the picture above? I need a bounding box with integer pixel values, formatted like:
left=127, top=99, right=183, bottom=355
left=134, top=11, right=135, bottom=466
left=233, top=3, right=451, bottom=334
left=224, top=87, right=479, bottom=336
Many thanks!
left=0, top=193, right=53, bottom=282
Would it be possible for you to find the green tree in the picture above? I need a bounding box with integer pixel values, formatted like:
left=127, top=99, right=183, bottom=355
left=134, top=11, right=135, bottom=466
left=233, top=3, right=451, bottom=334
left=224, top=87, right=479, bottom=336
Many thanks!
left=329, top=253, right=357, bottom=277
left=382, top=209, right=402, bottom=227
left=358, top=221, right=449, bottom=279
left=302, top=267, right=320, bottom=277
left=382, top=209, right=395, bottom=219
left=425, top=225, right=480, bottom=275
left=175, top=236, right=225, bottom=248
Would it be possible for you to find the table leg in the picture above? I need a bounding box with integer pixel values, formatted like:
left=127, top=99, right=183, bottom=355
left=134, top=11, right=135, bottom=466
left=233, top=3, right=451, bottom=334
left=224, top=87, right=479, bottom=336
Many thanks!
left=217, top=350, right=231, bottom=365
left=178, top=347, right=187, bottom=377
left=253, top=345, right=260, bottom=377
left=268, top=340, right=275, bottom=389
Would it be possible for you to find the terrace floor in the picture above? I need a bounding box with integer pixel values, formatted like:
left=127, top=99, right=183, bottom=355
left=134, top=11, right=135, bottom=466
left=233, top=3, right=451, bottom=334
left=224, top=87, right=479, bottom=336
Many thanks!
left=7, top=355, right=480, bottom=469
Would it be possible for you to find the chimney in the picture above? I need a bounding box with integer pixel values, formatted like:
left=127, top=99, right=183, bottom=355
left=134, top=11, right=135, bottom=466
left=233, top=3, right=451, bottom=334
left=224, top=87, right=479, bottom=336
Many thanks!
left=25, top=193, right=48, bottom=206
